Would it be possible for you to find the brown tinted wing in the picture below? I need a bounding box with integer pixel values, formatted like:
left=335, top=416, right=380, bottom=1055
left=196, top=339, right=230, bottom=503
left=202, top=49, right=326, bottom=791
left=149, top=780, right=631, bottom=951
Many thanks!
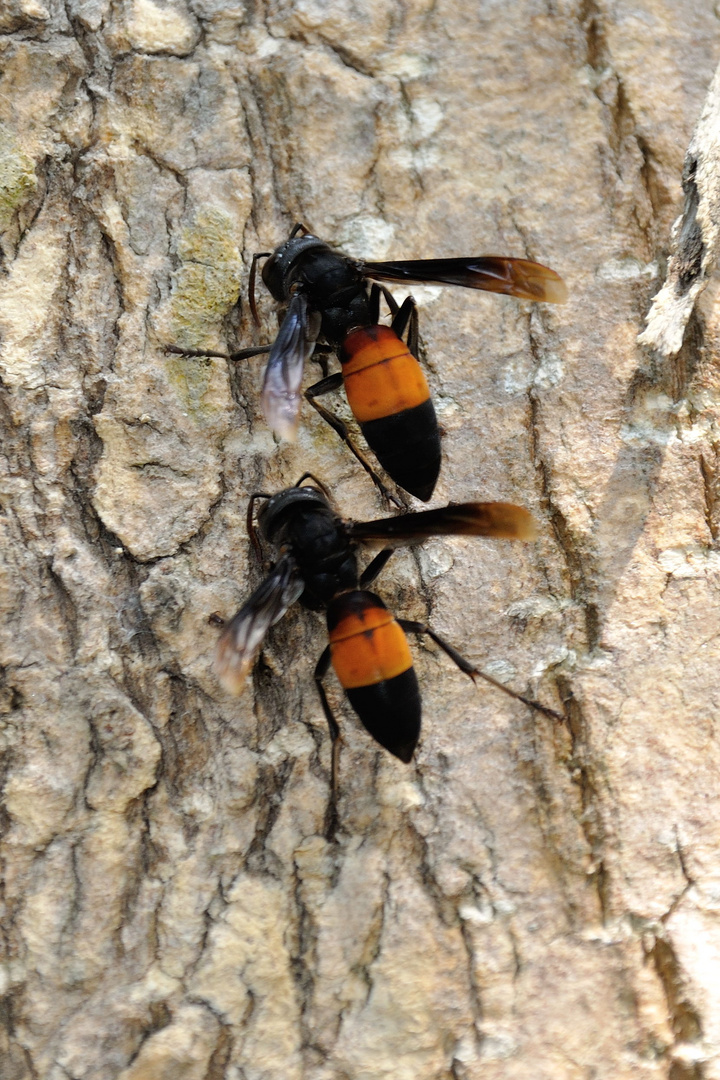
left=215, top=556, right=304, bottom=695
left=359, top=256, right=567, bottom=303
left=348, top=502, right=537, bottom=545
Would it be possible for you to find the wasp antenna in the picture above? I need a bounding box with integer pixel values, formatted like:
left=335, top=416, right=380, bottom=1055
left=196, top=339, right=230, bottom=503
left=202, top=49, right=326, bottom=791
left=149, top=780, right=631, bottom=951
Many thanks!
left=294, top=472, right=333, bottom=499
left=249, top=251, right=271, bottom=326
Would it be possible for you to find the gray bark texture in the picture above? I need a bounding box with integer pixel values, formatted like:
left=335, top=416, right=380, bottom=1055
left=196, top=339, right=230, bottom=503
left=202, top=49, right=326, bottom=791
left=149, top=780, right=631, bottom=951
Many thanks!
left=2, top=1, right=720, bottom=1078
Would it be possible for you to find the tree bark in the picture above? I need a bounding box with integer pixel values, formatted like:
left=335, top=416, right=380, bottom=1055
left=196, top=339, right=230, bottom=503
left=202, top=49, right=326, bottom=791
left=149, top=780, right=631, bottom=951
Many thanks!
left=2, top=2, right=720, bottom=1078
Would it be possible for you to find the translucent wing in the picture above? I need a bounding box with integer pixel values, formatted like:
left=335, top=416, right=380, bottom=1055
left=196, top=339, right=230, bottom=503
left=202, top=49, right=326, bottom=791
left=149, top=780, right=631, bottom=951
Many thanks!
left=215, top=555, right=304, bottom=694
left=358, top=255, right=567, bottom=303
left=348, top=502, right=537, bottom=545
left=261, top=292, right=321, bottom=440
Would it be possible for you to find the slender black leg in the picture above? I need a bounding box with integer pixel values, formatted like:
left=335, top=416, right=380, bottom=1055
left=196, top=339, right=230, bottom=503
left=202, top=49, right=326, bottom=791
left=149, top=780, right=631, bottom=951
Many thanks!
left=289, top=222, right=310, bottom=239
left=368, top=282, right=403, bottom=323
left=309, top=344, right=333, bottom=379
left=314, top=646, right=342, bottom=836
left=391, top=296, right=419, bottom=357
left=168, top=343, right=329, bottom=367
left=362, top=289, right=419, bottom=354
left=408, top=311, right=419, bottom=358
left=397, top=620, right=563, bottom=721
left=314, top=647, right=341, bottom=761
left=165, top=344, right=272, bottom=362
left=228, top=345, right=273, bottom=362
left=379, top=284, right=400, bottom=318
left=305, top=376, right=403, bottom=508
left=359, top=548, right=395, bottom=587
left=368, top=283, right=381, bottom=323
left=305, top=372, right=344, bottom=397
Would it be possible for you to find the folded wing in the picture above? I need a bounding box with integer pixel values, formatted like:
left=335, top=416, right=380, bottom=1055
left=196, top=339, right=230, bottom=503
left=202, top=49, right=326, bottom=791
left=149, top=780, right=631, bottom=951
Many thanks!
left=348, top=502, right=537, bottom=544
left=358, top=255, right=567, bottom=304
left=261, top=293, right=322, bottom=440
left=215, top=555, right=305, bottom=694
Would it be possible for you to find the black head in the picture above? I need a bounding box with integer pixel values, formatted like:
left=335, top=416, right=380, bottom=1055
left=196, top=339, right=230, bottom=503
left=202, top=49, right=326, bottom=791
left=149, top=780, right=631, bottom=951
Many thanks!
left=261, top=234, right=332, bottom=302
left=257, top=485, right=331, bottom=545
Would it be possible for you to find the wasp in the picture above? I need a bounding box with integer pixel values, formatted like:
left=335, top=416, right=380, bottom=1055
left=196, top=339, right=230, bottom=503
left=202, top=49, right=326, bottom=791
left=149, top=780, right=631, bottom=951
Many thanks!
left=215, top=476, right=561, bottom=802
left=170, top=225, right=567, bottom=502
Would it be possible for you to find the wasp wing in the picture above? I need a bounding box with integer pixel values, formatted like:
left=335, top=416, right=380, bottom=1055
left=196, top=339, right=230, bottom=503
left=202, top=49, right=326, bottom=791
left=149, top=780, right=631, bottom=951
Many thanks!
left=348, top=502, right=537, bottom=545
left=358, top=256, right=567, bottom=304
left=215, top=555, right=305, bottom=695
left=261, top=292, right=322, bottom=440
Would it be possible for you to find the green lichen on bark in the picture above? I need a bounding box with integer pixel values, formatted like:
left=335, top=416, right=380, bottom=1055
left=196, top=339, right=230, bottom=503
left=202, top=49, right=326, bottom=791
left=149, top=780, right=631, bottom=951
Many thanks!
left=0, top=122, right=37, bottom=232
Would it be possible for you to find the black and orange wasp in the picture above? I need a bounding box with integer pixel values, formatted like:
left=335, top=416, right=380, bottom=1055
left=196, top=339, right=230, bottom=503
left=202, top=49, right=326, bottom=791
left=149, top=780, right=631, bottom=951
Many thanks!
left=170, top=225, right=566, bottom=502
left=214, top=476, right=561, bottom=807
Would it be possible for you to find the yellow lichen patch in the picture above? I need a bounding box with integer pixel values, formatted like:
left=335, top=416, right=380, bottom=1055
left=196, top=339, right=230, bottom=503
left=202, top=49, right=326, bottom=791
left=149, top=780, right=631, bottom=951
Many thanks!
left=0, top=123, right=37, bottom=232
left=164, top=349, right=222, bottom=425
left=163, top=205, right=244, bottom=419
left=169, top=206, right=244, bottom=339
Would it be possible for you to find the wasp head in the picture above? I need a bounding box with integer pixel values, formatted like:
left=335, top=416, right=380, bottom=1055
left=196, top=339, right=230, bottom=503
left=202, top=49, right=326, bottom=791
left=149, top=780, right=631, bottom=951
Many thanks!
left=261, top=234, right=332, bottom=301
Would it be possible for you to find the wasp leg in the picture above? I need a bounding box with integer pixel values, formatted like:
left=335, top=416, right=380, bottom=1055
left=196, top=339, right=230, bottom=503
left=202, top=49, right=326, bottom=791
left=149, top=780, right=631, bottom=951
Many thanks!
left=305, top=376, right=403, bottom=508
left=391, top=296, right=419, bottom=357
left=227, top=345, right=273, bottom=362
left=165, top=345, right=229, bottom=360
left=310, top=343, right=333, bottom=379
left=368, top=282, right=401, bottom=323
left=314, top=646, right=341, bottom=836
left=164, top=344, right=273, bottom=362
left=380, top=284, right=400, bottom=317
left=397, top=620, right=563, bottom=722
left=359, top=547, right=395, bottom=587
left=366, top=289, right=420, bottom=356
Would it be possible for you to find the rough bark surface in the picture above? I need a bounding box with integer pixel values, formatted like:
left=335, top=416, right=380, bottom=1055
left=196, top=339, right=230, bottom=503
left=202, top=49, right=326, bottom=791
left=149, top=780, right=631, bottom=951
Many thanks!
left=1, top=2, right=720, bottom=1078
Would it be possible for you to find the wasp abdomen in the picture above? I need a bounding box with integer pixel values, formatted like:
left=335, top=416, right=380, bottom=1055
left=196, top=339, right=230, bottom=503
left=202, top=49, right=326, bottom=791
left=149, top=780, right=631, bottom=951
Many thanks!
left=340, top=325, right=441, bottom=501
left=341, top=325, right=430, bottom=420
left=327, top=590, right=421, bottom=762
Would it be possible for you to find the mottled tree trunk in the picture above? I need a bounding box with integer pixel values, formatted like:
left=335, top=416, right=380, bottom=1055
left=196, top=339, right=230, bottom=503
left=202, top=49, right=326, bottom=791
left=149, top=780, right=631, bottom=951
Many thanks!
left=2, top=2, right=720, bottom=1078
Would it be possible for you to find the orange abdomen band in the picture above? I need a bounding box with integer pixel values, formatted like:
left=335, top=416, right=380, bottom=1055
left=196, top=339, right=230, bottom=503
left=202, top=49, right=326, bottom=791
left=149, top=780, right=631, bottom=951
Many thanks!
left=329, top=602, right=413, bottom=689
left=340, top=325, right=431, bottom=423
